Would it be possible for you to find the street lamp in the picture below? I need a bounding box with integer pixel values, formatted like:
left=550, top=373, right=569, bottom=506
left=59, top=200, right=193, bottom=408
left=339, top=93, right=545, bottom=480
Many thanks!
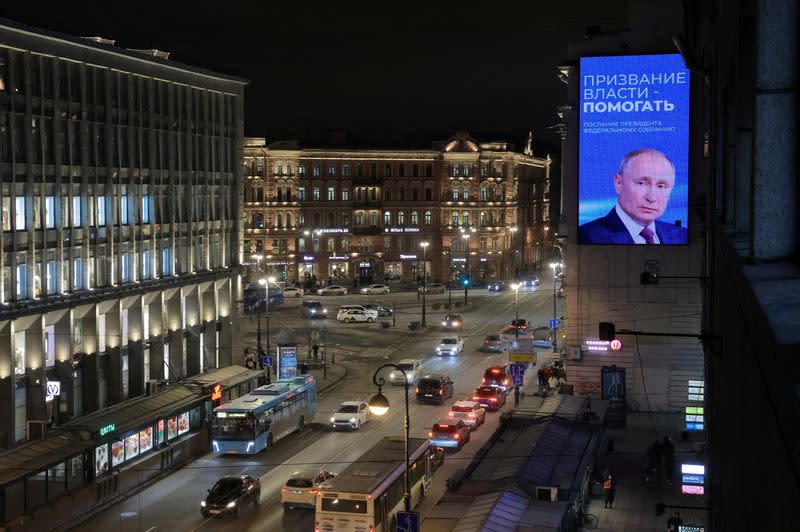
left=420, top=241, right=429, bottom=326
left=368, top=364, right=412, bottom=512
left=252, top=253, right=264, bottom=273
left=508, top=227, right=518, bottom=280
left=462, top=233, right=470, bottom=305
left=510, top=282, right=521, bottom=338
left=257, top=276, right=277, bottom=378
left=549, top=262, right=558, bottom=351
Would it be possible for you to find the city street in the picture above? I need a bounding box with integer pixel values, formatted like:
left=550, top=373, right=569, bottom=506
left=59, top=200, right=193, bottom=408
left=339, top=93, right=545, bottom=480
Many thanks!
left=76, top=282, right=563, bottom=532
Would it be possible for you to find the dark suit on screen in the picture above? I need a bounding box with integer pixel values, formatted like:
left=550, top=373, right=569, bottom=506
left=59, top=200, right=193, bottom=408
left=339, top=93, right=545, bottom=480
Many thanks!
left=578, top=208, right=687, bottom=244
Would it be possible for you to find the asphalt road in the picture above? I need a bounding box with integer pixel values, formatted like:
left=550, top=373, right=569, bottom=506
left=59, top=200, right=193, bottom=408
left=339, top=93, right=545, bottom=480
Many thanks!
left=74, top=283, right=563, bottom=532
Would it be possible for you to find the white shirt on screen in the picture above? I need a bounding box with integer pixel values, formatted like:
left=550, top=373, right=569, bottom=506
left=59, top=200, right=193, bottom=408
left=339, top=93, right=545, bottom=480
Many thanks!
left=615, top=204, right=660, bottom=244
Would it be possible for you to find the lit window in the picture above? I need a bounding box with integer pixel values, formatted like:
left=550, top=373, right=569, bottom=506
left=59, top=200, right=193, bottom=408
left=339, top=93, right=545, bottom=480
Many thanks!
left=72, top=196, right=81, bottom=227
left=47, top=260, right=57, bottom=293
left=121, top=253, right=131, bottom=283
left=411, top=211, right=419, bottom=225
left=97, top=197, right=106, bottom=225
left=452, top=186, right=459, bottom=200
left=16, top=263, right=27, bottom=299
left=398, top=211, right=405, bottom=225
left=424, top=211, right=432, bottom=225
left=14, top=197, right=25, bottom=230
left=312, top=187, right=320, bottom=201
left=341, top=187, right=350, bottom=201
left=120, top=197, right=129, bottom=224
left=142, top=196, right=151, bottom=223
left=298, top=187, right=306, bottom=200
left=45, top=196, right=55, bottom=228
left=73, top=258, right=83, bottom=290
left=384, top=211, right=391, bottom=225
left=142, top=250, right=152, bottom=279
left=327, top=187, right=335, bottom=201
left=451, top=211, right=459, bottom=225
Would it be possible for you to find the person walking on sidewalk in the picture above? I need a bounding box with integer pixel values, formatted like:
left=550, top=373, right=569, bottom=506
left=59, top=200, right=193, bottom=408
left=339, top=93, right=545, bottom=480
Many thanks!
left=603, top=473, right=617, bottom=508
left=662, top=436, right=675, bottom=486
left=666, top=511, right=683, bottom=531
left=513, top=386, right=521, bottom=406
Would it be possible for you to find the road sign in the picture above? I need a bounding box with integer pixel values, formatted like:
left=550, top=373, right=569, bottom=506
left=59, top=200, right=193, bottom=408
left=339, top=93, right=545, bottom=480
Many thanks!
left=549, top=319, right=559, bottom=328
left=509, top=363, right=527, bottom=375
left=508, top=352, right=533, bottom=363
left=396, top=511, right=419, bottom=532
left=512, top=374, right=524, bottom=386
left=261, top=355, right=273, bottom=368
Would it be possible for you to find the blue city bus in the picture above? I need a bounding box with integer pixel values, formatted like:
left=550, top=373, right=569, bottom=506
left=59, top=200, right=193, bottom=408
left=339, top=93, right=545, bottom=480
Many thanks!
left=211, top=375, right=317, bottom=454
left=244, top=282, right=284, bottom=311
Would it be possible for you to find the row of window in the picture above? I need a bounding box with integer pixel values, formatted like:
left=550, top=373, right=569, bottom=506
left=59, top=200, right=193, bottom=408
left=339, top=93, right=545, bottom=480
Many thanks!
left=296, top=236, right=437, bottom=253
left=246, top=160, right=511, bottom=179
left=249, top=183, right=518, bottom=204
left=247, top=208, right=514, bottom=230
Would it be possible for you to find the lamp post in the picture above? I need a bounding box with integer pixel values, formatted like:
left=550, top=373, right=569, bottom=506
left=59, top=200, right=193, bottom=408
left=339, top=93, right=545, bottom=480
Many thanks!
left=462, top=233, right=470, bottom=304
left=420, top=241, right=429, bottom=326
left=257, top=276, right=276, bottom=361
left=368, top=364, right=411, bottom=512
left=510, top=282, right=521, bottom=338
left=508, top=227, right=518, bottom=280
left=252, top=253, right=264, bottom=273
left=549, top=262, right=558, bottom=351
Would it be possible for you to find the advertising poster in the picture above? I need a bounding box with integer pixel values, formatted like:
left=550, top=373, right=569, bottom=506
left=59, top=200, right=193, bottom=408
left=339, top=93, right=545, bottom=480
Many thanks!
left=178, top=412, right=190, bottom=435
left=157, top=419, right=165, bottom=444
left=167, top=416, right=178, bottom=440
left=95, top=444, right=109, bottom=476
left=278, top=346, right=297, bottom=379
left=578, top=54, right=690, bottom=245
left=125, top=434, right=140, bottom=460
left=111, top=440, right=125, bottom=467
left=601, top=365, right=626, bottom=428
left=139, top=427, right=154, bottom=453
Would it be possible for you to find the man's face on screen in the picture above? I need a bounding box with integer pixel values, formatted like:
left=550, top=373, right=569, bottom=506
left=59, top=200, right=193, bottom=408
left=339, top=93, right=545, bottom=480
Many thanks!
left=614, top=151, right=675, bottom=225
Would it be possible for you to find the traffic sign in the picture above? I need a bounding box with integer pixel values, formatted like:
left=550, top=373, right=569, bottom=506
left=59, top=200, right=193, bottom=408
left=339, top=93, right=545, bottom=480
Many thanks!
left=396, top=511, right=419, bottom=532
left=509, top=363, right=527, bottom=375
left=261, top=355, right=273, bottom=368
left=512, top=374, right=524, bottom=386
left=508, top=352, right=533, bottom=363
left=549, top=319, right=559, bottom=328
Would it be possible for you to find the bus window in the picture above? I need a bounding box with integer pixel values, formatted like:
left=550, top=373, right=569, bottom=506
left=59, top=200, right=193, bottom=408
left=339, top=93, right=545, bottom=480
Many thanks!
left=320, top=498, right=368, bottom=514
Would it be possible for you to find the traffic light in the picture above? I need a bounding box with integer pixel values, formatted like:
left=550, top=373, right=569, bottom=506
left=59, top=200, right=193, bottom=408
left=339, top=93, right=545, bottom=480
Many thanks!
left=655, top=502, right=666, bottom=516
left=599, top=322, right=616, bottom=341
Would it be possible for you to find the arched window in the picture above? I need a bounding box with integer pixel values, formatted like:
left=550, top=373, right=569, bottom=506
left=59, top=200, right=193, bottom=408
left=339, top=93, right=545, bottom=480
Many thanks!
left=411, top=211, right=419, bottom=225
left=285, top=186, right=293, bottom=202
left=327, top=212, right=335, bottom=227
left=398, top=211, right=405, bottom=225
left=480, top=211, right=487, bottom=226
left=276, top=213, right=283, bottom=228
left=480, top=184, right=488, bottom=201
left=356, top=212, right=364, bottom=226
left=451, top=211, right=459, bottom=226
left=370, top=212, right=378, bottom=226
left=452, top=185, right=460, bottom=200
left=286, top=212, right=293, bottom=227
left=255, top=212, right=264, bottom=228
left=424, top=210, right=432, bottom=225
left=490, top=185, right=497, bottom=201
left=462, top=184, right=470, bottom=201
left=298, top=213, right=305, bottom=226
left=384, top=211, right=392, bottom=225
left=499, top=184, right=506, bottom=201
left=462, top=212, right=469, bottom=226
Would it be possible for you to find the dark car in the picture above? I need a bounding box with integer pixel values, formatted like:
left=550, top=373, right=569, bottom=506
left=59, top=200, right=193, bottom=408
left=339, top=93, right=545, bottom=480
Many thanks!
left=482, top=334, right=506, bottom=352
left=441, top=313, right=463, bottom=331
left=471, top=385, right=507, bottom=411
left=201, top=475, right=261, bottom=518
left=523, top=277, right=541, bottom=287
left=428, top=418, right=471, bottom=450
left=416, top=374, right=454, bottom=404
left=557, top=285, right=566, bottom=298
left=506, top=318, right=529, bottom=333
left=363, top=303, right=393, bottom=317
left=487, top=281, right=506, bottom=292
left=482, top=365, right=512, bottom=392
left=301, top=300, right=329, bottom=318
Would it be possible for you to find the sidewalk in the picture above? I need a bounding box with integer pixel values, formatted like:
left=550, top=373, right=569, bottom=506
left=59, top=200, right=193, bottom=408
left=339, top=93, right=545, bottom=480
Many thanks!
left=590, top=412, right=709, bottom=531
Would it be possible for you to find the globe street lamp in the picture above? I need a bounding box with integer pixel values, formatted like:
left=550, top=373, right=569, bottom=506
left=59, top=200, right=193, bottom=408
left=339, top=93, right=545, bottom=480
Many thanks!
left=420, top=241, right=429, bottom=326
left=368, top=364, right=411, bottom=512
left=462, top=233, right=470, bottom=305
left=510, top=282, right=521, bottom=338
left=549, top=262, right=558, bottom=351
left=256, top=276, right=277, bottom=370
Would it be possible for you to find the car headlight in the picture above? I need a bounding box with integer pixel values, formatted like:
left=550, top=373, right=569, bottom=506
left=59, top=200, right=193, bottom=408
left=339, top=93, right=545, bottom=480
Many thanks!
left=227, top=501, right=236, bottom=509
left=441, top=321, right=447, bottom=326
left=330, top=417, right=336, bottom=423
left=349, top=418, right=356, bottom=423
left=436, top=347, right=441, bottom=352
left=452, top=321, right=458, bottom=326
left=323, top=309, right=327, bottom=313
left=201, top=501, right=207, bottom=507
left=310, top=309, right=316, bottom=314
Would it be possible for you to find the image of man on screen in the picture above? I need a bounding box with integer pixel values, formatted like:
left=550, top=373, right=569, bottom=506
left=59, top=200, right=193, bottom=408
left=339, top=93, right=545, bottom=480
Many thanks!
left=578, top=149, right=687, bottom=244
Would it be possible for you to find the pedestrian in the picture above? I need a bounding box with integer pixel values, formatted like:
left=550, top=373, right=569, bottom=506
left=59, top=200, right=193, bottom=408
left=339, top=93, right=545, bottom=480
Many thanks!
left=662, top=436, right=675, bottom=486
left=666, top=511, right=683, bottom=532
left=537, top=368, right=546, bottom=389
left=602, top=473, right=616, bottom=508
left=514, top=386, right=521, bottom=406
left=651, top=439, right=663, bottom=480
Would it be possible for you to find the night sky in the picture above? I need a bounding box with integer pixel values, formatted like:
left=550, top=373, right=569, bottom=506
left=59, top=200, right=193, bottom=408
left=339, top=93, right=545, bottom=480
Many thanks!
left=0, top=2, right=628, bottom=155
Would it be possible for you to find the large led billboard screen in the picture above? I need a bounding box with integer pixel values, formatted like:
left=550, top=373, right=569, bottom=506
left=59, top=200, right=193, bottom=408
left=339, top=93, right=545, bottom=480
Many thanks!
left=578, top=54, right=689, bottom=245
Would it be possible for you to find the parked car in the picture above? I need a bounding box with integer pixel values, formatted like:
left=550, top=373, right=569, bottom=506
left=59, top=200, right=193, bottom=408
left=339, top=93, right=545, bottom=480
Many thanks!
left=557, top=285, right=566, bottom=298
left=441, top=313, right=463, bottom=331
left=471, top=385, right=507, bottom=411
left=448, top=400, right=486, bottom=429
left=360, top=284, right=391, bottom=295
left=282, top=287, right=304, bottom=298
left=506, top=318, right=529, bottom=333
left=482, top=365, right=513, bottom=392
left=487, top=281, right=506, bottom=292
left=363, top=303, right=393, bottom=317
left=301, top=300, right=328, bottom=319
left=202, top=475, right=261, bottom=517
left=482, top=334, right=506, bottom=352
left=337, top=309, right=375, bottom=323
left=428, top=418, right=471, bottom=450
left=330, top=401, right=370, bottom=430
left=416, top=374, right=454, bottom=404
left=318, top=285, right=348, bottom=296
left=337, top=305, right=378, bottom=319
left=390, top=359, right=423, bottom=385
left=419, top=282, right=446, bottom=294
left=435, top=336, right=464, bottom=356
left=280, top=469, right=336, bottom=510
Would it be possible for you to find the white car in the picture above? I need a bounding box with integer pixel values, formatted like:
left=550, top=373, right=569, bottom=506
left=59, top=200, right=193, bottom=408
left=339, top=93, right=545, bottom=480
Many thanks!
left=337, top=305, right=378, bottom=320
left=281, top=469, right=336, bottom=509
left=360, top=284, right=390, bottom=295
left=330, top=401, right=370, bottom=430
left=282, top=287, right=303, bottom=298
left=390, top=359, right=423, bottom=386
left=337, top=309, right=375, bottom=323
left=318, top=285, right=348, bottom=296
left=448, top=400, right=486, bottom=429
left=435, top=336, right=464, bottom=356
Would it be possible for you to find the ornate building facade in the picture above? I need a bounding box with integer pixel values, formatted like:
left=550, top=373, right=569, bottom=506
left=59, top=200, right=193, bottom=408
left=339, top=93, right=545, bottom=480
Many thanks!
left=242, top=132, right=552, bottom=287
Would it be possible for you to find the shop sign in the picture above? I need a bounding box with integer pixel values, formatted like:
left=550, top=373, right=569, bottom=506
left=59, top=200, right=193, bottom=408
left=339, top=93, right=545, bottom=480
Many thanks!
left=584, top=339, right=610, bottom=352
left=400, top=254, right=418, bottom=260
left=314, top=228, right=350, bottom=234
left=303, top=255, right=315, bottom=261
left=99, top=423, right=116, bottom=436
left=359, top=261, right=372, bottom=267
left=681, top=463, right=705, bottom=494
left=45, top=380, right=61, bottom=401
left=688, top=379, right=704, bottom=401
left=329, top=254, right=348, bottom=260
left=385, top=227, right=420, bottom=233
left=452, top=257, right=466, bottom=262
left=210, top=384, right=222, bottom=401
left=480, top=258, right=487, bottom=262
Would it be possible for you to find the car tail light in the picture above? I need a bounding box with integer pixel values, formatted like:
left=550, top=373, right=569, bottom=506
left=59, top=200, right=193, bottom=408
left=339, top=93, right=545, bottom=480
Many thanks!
left=308, top=489, right=318, bottom=494
left=468, top=413, right=476, bottom=418
left=448, top=411, right=455, bottom=417
left=472, top=395, right=480, bottom=401
left=490, top=397, right=498, bottom=402
left=503, top=379, right=509, bottom=386
left=416, top=387, right=420, bottom=394
left=482, top=378, right=486, bottom=384
left=428, top=431, right=433, bottom=438
left=454, top=433, right=460, bottom=440
left=439, top=389, right=444, bottom=395
left=315, top=523, right=320, bottom=532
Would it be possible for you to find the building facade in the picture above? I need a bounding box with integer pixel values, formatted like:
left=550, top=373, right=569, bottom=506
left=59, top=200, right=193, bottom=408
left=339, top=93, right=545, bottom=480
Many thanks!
left=0, top=19, right=246, bottom=444
left=242, top=132, right=552, bottom=288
